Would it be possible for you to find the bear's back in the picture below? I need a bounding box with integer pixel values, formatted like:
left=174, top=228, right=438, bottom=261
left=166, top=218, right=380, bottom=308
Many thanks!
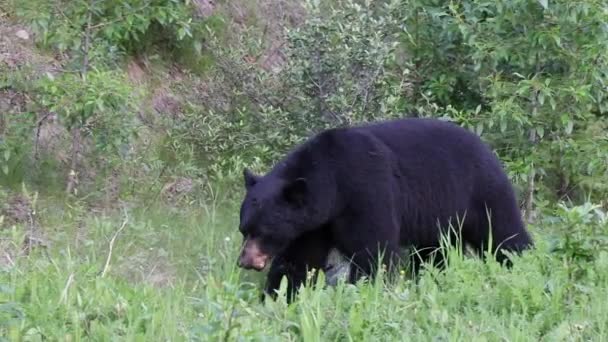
left=355, top=118, right=488, bottom=158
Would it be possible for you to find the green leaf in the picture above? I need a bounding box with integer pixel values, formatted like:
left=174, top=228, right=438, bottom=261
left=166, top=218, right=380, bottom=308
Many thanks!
left=538, top=0, right=548, bottom=10
left=194, top=41, right=202, bottom=54
left=536, top=126, right=545, bottom=139
left=553, top=35, right=561, bottom=48
left=565, top=121, right=574, bottom=135
left=96, top=98, right=105, bottom=111
left=475, top=122, right=484, bottom=135
left=549, top=97, right=557, bottom=110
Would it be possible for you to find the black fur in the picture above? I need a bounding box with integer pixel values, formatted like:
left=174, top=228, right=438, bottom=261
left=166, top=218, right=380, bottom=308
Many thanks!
left=238, top=118, right=533, bottom=302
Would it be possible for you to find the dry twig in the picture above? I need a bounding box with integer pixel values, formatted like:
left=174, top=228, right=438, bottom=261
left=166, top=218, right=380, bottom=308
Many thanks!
left=101, top=211, right=129, bottom=277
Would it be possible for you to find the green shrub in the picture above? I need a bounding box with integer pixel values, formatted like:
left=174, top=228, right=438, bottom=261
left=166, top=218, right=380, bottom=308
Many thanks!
left=14, top=0, right=194, bottom=58
left=36, top=69, right=136, bottom=154
left=169, top=0, right=405, bottom=179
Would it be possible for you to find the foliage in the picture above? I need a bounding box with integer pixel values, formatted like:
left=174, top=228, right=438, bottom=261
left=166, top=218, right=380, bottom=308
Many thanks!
left=3, top=0, right=228, bottom=193
left=282, top=0, right=404, bottom=125
left=0, top=66, right=39, bottom=185
left=548, top=202, right=608, bottom=264
left=4, top=0, right=607, bottom=204
left=35, top=69, right=137, bottom=155
left=13, top=0, right=194, bottom=60
left=1, top=196, right=608, bottom=340
left=397, top=0, right=608, bottom=203
left=170, top=0, right=405, bottom=178
left=0, top=113, right=35, bottom=184
left=166, top=0, right=608, bottom=206
left=2, top=0, right=608, bottom=338
left=11, top=0, right=227, bottom=76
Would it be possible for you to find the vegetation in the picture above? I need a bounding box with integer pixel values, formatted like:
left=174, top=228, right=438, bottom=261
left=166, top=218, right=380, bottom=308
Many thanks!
left=1, top=0, right=607, bottom=340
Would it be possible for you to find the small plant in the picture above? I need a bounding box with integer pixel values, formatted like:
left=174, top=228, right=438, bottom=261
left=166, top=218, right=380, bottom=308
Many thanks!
left=169, top=0, right=405, bottom=179
left=0, top=113, right=35, bottom=184
left=14, top=0, right=196, bottom=60
left=36, top=70, right=136, bottom=155
left=549, top=202, right=608, bottom=263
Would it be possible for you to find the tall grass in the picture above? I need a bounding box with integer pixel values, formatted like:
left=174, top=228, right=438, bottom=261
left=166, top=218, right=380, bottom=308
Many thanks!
left=1, top=194, right=607, bottom=341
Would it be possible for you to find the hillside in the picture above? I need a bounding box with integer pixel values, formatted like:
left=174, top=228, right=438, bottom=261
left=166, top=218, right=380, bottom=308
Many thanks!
left=1, top=0, right=608, bottom=340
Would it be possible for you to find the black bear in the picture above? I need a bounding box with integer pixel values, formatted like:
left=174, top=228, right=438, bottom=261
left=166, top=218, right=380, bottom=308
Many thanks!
left=236, top=118, right=533, bottom=302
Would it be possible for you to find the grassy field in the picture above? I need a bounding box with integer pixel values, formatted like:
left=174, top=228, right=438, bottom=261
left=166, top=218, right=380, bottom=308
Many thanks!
left=1, top=191, right=607, bottom=341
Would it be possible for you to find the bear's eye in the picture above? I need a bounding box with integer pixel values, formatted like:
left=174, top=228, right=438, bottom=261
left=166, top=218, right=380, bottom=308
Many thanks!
left=239, top=222, right=256, bottom=236
left=245, top=225, right=263, bottom=238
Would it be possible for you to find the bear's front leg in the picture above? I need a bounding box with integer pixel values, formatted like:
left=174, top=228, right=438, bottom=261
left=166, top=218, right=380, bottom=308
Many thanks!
left=261, top=256, right=308, bottom=303
left=261, top=228, right=333, bottom=303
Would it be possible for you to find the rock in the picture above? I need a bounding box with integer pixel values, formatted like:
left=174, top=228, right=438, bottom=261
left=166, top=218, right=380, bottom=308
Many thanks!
left=15, top=30, right=29, bottom=40
left=193, top=0, right=215, bottom=18
left=324, top=248, right=351, bottom=286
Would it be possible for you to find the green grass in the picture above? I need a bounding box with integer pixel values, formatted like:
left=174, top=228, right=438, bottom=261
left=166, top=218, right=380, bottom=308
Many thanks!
left=1, top=194, right=607, bottom=341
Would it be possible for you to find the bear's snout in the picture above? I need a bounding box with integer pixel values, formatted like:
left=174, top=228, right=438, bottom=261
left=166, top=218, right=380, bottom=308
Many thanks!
left=238, top=238, right=270, bottom=271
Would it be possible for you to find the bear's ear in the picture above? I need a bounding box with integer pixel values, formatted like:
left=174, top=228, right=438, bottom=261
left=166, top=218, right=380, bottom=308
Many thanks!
left=283, top=178, right=307, bottom=207
left=243, top=168, right=260, bottom=189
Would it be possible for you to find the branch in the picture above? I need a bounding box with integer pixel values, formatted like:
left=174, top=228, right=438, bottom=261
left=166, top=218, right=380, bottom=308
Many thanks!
left=89, top=3, right=152, bottom=30
left=34, top=112, right=53, bottom=160
left=524, top=53, right=542, bottom=223
left=81, top=1, right=94, bottom=80
left=66, top=0, right=94, bottom=195
left=101, top=211, right=129, bottom=277
left=58, top=273, right=75, bottom=305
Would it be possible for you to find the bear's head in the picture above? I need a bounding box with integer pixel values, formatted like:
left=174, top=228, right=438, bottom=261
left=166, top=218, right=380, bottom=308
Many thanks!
left=237, top=168, right=313, bottom=271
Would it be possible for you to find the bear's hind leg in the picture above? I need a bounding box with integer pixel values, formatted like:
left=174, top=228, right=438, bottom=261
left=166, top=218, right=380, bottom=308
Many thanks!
left=332, top=209, right=403, bottom=284
left=470, top=199, right=533, bottom=267
left=408, top=245, right=446, bottom=275
left=338, top=239, right=402, bottom=285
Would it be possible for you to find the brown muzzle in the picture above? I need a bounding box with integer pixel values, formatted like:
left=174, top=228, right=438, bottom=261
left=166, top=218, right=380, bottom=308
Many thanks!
left=238, top=238, right=270, bottom=271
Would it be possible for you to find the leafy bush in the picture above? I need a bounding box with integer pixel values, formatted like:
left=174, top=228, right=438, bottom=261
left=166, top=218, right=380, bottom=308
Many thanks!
left=14, top=0, right=194, bottom=59
left=4, top=0, right=608, bottom=209
left=398, top=0, right=608, bottom=204
left=0, top=113, right=35, bottom=185
left=36, top=69, right=136, bottom=155
left=1, top=66, right=39, bottom=186
left=170, top=0, right=608, bottom=209
left=545, top=202, right=608, bottom=282
left=170, top=0, right=405, bottom=179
